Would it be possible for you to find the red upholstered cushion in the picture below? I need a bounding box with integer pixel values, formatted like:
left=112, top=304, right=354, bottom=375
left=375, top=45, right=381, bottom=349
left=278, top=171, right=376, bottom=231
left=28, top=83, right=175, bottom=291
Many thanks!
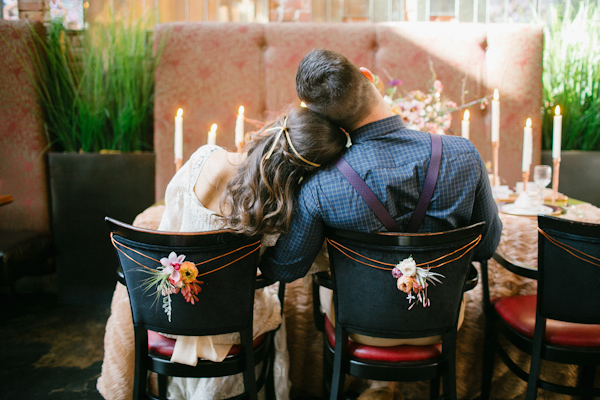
left=324, top=317, right=442, bottom=362
left=147, top=330, right=267, bottom=359
left=493, top=295, right=600, bottom=348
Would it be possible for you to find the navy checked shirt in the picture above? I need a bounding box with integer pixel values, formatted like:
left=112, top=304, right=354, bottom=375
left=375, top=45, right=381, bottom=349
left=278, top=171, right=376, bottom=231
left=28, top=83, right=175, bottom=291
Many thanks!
left=260, top=115, right=502, bottom=282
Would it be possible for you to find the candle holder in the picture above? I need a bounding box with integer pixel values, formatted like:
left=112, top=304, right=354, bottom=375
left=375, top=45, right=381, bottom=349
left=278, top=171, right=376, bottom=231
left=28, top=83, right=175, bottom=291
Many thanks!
left=522, top=170, right=530, bottom=193
left=492, top=141, right=500, bottom=186
left=175, top=158, right=182, bottom=172
left=552, top=157, right=561, bottom=204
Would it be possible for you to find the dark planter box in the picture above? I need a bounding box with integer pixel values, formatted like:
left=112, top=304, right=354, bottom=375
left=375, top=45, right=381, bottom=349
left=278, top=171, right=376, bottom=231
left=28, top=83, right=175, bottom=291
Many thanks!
left=541, top=150, right=600, bottom=207
left=49, top=152, right=155, bottom=304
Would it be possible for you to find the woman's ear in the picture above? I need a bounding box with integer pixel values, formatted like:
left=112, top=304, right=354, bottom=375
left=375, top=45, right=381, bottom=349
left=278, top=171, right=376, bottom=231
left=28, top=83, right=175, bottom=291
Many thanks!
left=359, top=67, right=374, bottom=83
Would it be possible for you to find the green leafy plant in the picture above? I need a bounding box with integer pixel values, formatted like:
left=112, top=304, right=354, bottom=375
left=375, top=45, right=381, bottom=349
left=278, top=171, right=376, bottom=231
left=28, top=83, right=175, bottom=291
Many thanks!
left=5, top=9, right=164, bottom=153
left=541, top=0, right=600, bottom=151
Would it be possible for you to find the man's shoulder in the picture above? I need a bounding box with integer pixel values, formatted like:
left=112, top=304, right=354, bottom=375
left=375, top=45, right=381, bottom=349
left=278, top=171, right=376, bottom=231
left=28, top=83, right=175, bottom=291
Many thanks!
left=440, top=135, right=480, bottom=160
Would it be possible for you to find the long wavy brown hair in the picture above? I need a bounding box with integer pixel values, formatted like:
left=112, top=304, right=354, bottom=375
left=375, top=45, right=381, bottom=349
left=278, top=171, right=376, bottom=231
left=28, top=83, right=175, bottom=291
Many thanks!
left=220, top=106, right=346, bottom=236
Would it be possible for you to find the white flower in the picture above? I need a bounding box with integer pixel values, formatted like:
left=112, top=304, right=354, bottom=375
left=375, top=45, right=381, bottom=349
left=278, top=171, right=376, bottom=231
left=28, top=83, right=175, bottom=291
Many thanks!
left=396, top=256, right=417, bottom=277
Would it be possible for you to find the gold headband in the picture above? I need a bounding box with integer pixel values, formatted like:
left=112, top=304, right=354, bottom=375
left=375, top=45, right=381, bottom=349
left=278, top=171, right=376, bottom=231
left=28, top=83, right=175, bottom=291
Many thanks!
left=263, top=117, right=321, bottom=168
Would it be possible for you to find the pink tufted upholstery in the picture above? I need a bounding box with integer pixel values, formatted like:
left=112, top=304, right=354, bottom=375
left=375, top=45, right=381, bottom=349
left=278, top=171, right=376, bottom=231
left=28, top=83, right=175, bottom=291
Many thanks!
left=0, top=20, right=50, bottom=234
left=153, top=22, right=543, bottom=199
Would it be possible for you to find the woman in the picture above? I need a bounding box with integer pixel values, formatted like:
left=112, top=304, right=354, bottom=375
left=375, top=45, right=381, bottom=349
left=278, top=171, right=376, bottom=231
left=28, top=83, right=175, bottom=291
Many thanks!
left=97, top=106, right=347, bottom=400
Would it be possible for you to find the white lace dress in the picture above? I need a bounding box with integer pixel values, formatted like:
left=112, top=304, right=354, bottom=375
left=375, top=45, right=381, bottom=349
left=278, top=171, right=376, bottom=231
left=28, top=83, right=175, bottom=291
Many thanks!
left=97, top=145, right=290, bottom=400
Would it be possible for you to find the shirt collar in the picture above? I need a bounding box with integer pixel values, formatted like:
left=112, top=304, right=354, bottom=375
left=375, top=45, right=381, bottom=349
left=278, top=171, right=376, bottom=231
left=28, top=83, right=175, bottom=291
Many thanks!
left=350, top=114, right=405, bottom=143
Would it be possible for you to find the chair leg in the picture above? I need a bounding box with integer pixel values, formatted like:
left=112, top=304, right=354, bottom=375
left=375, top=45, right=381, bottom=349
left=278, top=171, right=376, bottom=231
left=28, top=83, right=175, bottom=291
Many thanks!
left=330, top=323, right=347, bottom=400
left=441, top=332, right=458, bottom=400
left=577, top=365, right=596, bottom=400
left=480, top=262, right=496, bottom=400
left=265, top=337, right=277, bottom=400
left=480, top=323, right=497, bottom=400
left=525, top=318, right=546, bottom=400
left=241, top=330, right=259, bottom=400
left=429, top=377, right=440, bottom=400
left=158, top=374, right=168, bottom=400
left=133, top=329, right=148, bottom=400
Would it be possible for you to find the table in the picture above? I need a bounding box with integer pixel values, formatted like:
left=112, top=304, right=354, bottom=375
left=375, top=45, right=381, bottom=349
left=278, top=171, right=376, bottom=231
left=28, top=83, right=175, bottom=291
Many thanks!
left=131, top=201, right=600, bottom=399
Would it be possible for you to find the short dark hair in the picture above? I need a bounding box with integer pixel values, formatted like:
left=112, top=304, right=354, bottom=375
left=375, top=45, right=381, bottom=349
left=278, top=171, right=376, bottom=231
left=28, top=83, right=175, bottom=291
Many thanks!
left=296, top=49, right=377, bottom=130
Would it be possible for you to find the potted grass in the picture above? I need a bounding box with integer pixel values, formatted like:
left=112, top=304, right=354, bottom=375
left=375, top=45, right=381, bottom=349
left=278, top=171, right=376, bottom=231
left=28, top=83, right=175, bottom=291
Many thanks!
left=539, top=0, right=600, bottom=206
left=23, top=11, right=163, bottom=303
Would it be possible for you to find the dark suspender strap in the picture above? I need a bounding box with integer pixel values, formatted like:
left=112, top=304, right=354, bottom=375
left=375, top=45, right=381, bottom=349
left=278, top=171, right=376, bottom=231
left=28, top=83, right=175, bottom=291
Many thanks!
left=335, top=133, right=442, bottom=233
left=406, top=133, right=443, bottom=233
left=335, top=157, right=401, bottom=232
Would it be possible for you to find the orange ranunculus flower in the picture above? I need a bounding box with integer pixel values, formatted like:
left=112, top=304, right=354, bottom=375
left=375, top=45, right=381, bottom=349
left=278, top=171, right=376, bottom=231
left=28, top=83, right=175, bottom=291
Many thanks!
left=179, top=261, right=199, bottom=284
left=397, top=275, right=416, bottom=294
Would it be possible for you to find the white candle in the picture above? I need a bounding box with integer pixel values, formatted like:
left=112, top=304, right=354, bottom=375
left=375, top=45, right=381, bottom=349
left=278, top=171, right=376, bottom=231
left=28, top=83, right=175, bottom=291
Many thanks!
left=491, top=89, right=500, bottom=143
left=174, top=108, right=183, bottom=162
left=522, top=118, right=532, bottom=172
left=208, top=123, right=217, bottom=146
left=552, top=106, right=562, bottom=159
left=461, top=110, right=470, bottom=140
left=235, top=106, right=245, bottom=149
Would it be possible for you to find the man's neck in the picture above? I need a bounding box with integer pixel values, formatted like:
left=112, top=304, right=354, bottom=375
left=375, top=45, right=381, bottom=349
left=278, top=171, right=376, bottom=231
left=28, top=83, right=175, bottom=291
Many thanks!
left=351, top=105, right=395, bottom=132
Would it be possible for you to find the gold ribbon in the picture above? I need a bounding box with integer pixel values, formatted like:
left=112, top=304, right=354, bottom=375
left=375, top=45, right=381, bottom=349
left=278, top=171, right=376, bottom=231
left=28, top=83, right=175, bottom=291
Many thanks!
left=264, top=116, right=321, bottom=167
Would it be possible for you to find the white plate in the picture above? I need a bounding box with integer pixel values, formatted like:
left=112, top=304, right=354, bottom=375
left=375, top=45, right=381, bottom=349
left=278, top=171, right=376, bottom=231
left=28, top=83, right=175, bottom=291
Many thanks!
left=501, top=203, right=558, bottom=216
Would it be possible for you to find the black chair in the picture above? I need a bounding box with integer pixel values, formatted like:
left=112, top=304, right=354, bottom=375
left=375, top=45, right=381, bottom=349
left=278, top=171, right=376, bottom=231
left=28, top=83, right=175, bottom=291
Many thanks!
left=106, top=217, right=283, bottom=400
left=314, top=222, right=485, bottom=400
left=481, top=215, right=600, bottom=399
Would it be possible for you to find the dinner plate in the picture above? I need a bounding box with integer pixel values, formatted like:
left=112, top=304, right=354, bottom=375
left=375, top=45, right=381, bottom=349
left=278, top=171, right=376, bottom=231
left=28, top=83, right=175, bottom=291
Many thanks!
left=500, top=203, right=562, bottom=217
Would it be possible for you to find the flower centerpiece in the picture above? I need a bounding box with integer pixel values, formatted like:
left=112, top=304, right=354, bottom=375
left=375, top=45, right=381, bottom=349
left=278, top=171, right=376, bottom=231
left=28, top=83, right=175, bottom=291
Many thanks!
left=375, top=65, right=490, bottom=135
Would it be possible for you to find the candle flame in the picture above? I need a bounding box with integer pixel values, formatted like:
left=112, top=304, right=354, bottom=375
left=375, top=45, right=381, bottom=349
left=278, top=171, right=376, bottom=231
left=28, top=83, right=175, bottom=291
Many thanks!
left=464, top=110, right=470, bottom=121
left=555, top=105, right=560, bottom=116
left=526, top=118, right=532, bottom=127
left=239, top=106, right=244, bottom=115
left=177, top=108, right=183, bottom=117
left=300, top=101, right=307, bottom=108
left=493, top=89, right=499, bottom=101
left=210, top=123, right=217, bottom=132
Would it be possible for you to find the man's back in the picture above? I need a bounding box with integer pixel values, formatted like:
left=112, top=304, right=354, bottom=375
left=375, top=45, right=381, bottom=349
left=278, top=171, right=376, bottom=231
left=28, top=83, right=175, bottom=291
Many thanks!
left=261, top=115, right=502, bottom=282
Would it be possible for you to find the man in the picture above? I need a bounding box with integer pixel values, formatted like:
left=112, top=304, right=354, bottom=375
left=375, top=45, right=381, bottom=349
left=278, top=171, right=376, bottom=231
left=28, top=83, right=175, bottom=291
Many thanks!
left=260, top=48, right=502, bottom=284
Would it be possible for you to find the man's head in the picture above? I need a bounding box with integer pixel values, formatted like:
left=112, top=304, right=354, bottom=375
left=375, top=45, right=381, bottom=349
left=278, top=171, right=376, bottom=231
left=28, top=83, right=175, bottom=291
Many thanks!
left=296, top=49, right=382, bottom=131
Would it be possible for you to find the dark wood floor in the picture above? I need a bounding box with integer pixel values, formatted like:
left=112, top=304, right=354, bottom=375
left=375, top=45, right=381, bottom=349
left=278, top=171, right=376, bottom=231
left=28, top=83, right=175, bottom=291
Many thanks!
left=0, top=277, right=109, bottom=399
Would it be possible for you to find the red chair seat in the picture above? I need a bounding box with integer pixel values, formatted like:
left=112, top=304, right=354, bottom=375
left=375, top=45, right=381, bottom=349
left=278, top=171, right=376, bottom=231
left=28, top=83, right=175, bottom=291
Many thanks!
left=324, top=317, right=442, bottom=362
left=493, top=295, right=600, bottom=348
left=148, top=330, right=267, bottom=359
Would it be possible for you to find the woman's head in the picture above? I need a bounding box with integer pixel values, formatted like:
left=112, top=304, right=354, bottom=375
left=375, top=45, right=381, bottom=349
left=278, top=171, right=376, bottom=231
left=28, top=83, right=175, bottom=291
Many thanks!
left=221, top=106, right=346, bottom=236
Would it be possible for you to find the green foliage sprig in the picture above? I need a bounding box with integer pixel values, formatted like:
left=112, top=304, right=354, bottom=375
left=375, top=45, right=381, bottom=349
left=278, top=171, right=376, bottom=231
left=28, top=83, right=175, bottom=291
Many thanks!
left=541, top=0, right=600, bottom=151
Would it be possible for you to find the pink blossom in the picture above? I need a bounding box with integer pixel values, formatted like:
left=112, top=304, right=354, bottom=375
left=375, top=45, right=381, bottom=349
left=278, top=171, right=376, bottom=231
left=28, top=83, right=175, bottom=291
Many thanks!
left=434, top=80, right=443, bottom=93
left=161, top=252, right=185, bottom=285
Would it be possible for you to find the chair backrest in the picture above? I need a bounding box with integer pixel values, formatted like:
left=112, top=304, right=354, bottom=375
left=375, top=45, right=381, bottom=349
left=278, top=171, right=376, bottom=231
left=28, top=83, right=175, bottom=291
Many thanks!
left=106, top=217, right=262, bottom=336
left=326, top=222, right=485, bottom=339
left=537, top=215, right=600, bottom=324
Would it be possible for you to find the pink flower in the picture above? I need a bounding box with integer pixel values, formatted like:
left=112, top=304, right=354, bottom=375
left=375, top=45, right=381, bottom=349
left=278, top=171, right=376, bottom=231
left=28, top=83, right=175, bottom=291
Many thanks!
left=161, top=251, right=185, bottom=284
left=434, top=80, right=443, bottom=93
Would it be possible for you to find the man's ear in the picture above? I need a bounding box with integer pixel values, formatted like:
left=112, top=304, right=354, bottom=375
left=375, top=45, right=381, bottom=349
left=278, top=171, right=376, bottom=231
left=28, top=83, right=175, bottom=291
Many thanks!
left=359, top=67, right=374, bottom=83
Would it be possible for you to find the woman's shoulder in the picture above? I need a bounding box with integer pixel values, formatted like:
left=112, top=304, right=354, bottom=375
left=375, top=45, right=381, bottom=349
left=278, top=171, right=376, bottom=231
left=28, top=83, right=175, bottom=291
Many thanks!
left=189, top=144, right=222, bottom=162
